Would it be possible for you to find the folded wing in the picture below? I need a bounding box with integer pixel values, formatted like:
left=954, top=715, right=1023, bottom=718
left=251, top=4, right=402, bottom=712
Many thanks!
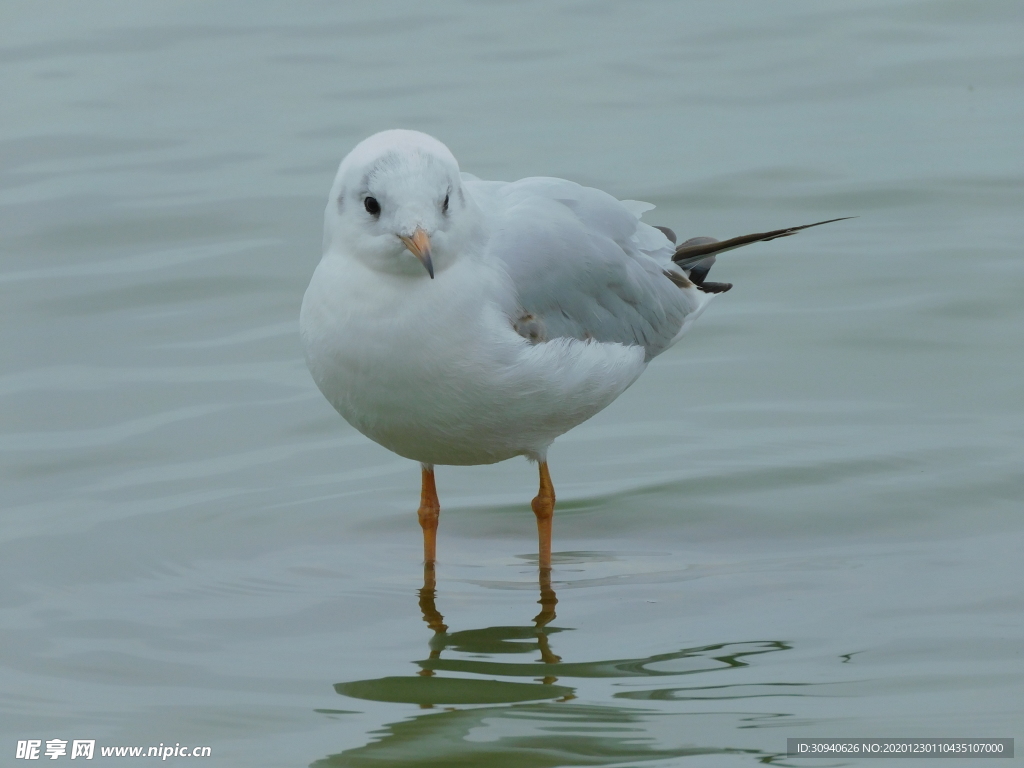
left=471, top=176, right=706, bottom=361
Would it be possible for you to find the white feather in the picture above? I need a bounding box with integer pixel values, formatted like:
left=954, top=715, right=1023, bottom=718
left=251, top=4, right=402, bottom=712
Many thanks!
left=301, top=130, right=713, bottom=465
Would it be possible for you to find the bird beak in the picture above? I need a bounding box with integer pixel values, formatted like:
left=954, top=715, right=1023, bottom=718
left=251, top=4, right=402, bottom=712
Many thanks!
left=399, top=228, right=434, bottom=279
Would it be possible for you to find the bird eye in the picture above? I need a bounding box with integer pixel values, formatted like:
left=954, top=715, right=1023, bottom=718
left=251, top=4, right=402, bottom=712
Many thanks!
left=364, top=196, right=380, bottom=216
left=442, top=194, right=449, bottom=213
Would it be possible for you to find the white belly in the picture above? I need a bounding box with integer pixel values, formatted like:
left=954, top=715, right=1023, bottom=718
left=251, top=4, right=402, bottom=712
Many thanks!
left=300, top=254, right=647, bottom=465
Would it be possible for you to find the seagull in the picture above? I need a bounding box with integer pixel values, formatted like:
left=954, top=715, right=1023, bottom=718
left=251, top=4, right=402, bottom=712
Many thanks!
left=300, top=129, right=846, bottom=571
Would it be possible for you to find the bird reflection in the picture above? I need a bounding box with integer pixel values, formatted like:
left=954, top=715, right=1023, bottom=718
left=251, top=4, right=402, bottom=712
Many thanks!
left=324, top=573, right=799, bottom=765
left=417, top=564, right=566, bottom=684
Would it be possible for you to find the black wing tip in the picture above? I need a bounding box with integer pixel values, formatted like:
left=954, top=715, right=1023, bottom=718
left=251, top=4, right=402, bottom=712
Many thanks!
left=672, top=215, right=854, bottom=263
left=697, top=281, right=732, bottom=294
left=767, top=215, right=856, bottom=237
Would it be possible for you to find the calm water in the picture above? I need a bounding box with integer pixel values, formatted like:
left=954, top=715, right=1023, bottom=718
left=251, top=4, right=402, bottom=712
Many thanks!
left=2, top=2, right=1022, bottom=766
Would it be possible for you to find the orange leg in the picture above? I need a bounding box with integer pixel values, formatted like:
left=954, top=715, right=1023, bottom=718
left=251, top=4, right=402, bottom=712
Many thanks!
left=531, top=461, right=556, bottom=571
left=417, top=465, right=440, bottom=564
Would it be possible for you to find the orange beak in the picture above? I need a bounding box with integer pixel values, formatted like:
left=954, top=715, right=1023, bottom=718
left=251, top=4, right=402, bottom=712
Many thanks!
left=399, top=228, right=434, bottom=279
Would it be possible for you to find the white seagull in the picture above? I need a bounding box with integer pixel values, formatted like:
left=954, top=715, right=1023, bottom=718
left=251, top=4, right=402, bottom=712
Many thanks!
left=300, top=129, right=845, bottom=570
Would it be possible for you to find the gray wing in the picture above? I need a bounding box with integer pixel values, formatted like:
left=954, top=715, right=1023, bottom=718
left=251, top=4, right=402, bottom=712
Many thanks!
left=469, top=176, right=706, bottom=361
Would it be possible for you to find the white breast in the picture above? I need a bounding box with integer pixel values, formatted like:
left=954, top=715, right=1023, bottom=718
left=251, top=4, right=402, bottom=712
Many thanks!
left=300, top=252, right=647, bottom=465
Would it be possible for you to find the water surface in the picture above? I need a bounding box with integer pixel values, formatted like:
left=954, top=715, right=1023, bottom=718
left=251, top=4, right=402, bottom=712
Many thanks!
left=2, top=1, right=1022, bottom=765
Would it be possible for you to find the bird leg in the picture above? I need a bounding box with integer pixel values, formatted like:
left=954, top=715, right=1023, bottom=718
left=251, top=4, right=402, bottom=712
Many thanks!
left=417, top=465, right=440, bottom=564
left=531, top=461, right=556, bottom=571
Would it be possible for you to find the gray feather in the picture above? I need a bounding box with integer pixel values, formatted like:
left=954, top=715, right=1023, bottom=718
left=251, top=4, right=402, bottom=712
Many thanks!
left=469, top=176, right=702, bottom=361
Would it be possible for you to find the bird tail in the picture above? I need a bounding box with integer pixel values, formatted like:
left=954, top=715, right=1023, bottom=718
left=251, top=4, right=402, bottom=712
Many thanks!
left=669, top=217, right=852, bottom=294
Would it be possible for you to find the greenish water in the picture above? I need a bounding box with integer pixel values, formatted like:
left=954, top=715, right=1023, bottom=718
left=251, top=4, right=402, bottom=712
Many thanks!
left=2, top=2, right=1022, bottom=766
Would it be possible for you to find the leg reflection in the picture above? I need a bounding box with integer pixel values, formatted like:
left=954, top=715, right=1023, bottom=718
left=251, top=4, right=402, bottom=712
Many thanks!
left=418, top=565, right=563, bottom=666
left=418, top=562, right=448, bottom=677
left=418, top=563, right=448, bottom=634
left=535, top=571, right=570, bottom=697
left=533, top=568, right=561, bottom=665
left=533, top=567, right=558, bottom=628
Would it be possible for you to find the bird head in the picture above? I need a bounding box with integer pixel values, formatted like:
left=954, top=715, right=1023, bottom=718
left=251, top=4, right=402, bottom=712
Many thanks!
left=324, top=129, right=475, bottom=279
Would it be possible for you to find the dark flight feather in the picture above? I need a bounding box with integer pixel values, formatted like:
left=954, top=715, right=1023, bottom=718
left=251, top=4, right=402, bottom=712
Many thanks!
left=672, top=217, right=853, bottom=268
